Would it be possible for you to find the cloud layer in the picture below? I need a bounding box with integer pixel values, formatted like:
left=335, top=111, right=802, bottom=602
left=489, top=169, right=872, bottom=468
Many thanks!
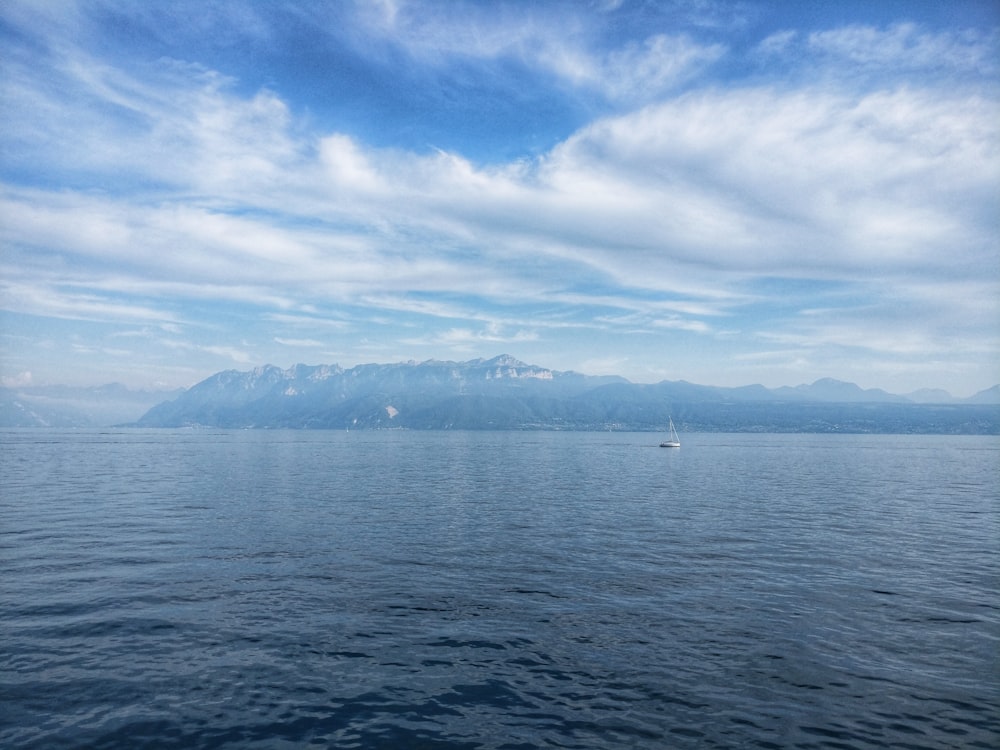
left=1, top=0, right=998, bottom=393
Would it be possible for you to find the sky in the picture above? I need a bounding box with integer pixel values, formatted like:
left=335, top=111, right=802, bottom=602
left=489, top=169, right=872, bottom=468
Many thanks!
left=1, top=1, right=998, bottom=396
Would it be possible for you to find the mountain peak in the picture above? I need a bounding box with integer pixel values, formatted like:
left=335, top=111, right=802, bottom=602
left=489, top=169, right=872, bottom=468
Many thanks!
left=482, top=354, right=529, bottom=368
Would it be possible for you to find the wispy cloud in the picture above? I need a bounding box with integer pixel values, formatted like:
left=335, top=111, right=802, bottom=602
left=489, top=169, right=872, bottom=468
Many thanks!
left=160, top=339, right=254, bottom=365
left=2, top=371, right=34, bottom=388
left=403, top=322, right=540, bottom=350
left=0, top=0, right=997, bottom=392
left=808, top=23, right=999, bottom=73
left=274, top=337, right=325, bottom=348
left=0, top=279, right=178, bottom=325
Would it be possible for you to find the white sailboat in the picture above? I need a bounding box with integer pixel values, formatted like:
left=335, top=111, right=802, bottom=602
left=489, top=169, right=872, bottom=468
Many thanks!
left=659, top=418, right=680, bottom=448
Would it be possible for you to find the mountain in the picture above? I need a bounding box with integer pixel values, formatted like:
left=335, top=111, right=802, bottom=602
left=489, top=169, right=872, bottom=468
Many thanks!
left=133, top=355, right=1000, bottom=434
left=771, top=378, right=909, bottom=403
left=136, top=355, right=624, bottom=430
left=904, top=388, right=957, bottom=404
left=965, top=385, right=1000, bottom=405
left=1, top=383, right=185, bottom=427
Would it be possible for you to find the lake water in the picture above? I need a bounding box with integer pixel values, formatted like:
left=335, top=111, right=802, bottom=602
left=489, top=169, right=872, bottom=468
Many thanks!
left=1, top=429, right=998, bottom=749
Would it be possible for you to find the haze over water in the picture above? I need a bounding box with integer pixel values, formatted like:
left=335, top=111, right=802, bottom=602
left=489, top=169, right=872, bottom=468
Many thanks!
left=2, top=429, right=998, bottom=749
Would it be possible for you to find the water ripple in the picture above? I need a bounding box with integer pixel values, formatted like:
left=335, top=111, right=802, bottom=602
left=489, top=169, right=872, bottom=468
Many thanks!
left=2, top=429, right=998, bottom=749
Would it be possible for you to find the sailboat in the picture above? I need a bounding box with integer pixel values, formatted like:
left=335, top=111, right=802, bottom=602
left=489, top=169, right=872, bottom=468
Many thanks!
left=659, top=418, right=681, bottom=448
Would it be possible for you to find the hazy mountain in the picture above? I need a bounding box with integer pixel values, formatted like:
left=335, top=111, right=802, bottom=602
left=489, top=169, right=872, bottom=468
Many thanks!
left=772, top=378, right=909, bottom=403
left=902, top=386, right=1000, bottom=405
left=965, top=385, right=1000, bottom=405
left=132, top=355, right=1000, bottom=434
left=137, top=355, right=623, bottom=429
left=0, top=383, right=184, bottom=427
left=904, top=388, right=957, bottom=404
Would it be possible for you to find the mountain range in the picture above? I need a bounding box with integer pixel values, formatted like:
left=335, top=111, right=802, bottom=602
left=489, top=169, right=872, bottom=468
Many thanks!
left=124, top=355, right=999, bottom=434
left=3, top=355, right=997, bottom=432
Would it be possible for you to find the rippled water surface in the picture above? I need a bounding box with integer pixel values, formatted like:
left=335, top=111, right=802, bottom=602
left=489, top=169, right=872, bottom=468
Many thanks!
left=2, top=429, right=998, bottom=749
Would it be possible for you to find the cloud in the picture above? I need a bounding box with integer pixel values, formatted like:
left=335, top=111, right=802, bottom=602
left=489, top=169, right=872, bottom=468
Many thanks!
left=403, top=324, right=540, bottom=351
left=652, top=317, right=712, bottom=334
left=347, top=0, right=724, bottom=104
left=756, top=278, right=1000, bottom=360
left=547, top=86, right=998, bottom=275
left=1, top=3, right=996, bottom=391
left=2, top=371, right=33, bottom=388
left=0, top=278, right=178, bottom=325
left=757, top=29, right=797, bottom=56
left=274, top=337, right=325, bottom=348
left=201, top=345, right=253, bottom=364
left=8, top=13, right=993, bottom=308
left=3, top=50, right=996, bottom=358
left=264, top=313, right=350, bottom=329
left=319, top=134, right=385, bottom=194
left=526, top=31, right=725, bottom=103
left=597, top=34, right=725, bottom=101
left=808, top=23, right=999, bottom=74
left=160, top=339, right=254, bottom=365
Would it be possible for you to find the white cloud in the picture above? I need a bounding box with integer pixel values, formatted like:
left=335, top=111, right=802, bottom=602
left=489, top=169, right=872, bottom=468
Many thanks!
left=757, top=29, right=797, bottom=56
left=319, top=134, right=385, bottom=194
left=348, top=0, right=723, bottom=104
left=527, top=30, right=725, bottom=103
left=161, top=339, right=254, bottom=365
left=543, top=86, right=998, bottom=277
left=652, top=317, right=711, bottom=334
left=1, top=4, right=996, bottom=392
left=9, top=20, right=992, bottom=303
left=201, top=345, right=253, bottom=364
left=808, top=23, right=999, bottom=73
left=264, top=313, right=351, bottom=329
left=274, top=337, right=325, bottom=348
left=411, top=325, right=540, bottom=350
left=3, top=64, right=996, bottom=365
left=2, top=371, right=33, bottom=387
left=599, top=34, right=725, bottom=101
left=0, top=278, right=177, bottom=324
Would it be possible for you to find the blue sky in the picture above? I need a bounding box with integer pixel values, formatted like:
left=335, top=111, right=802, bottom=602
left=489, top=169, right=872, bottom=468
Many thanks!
left=1, top=0, right=998, bottom=395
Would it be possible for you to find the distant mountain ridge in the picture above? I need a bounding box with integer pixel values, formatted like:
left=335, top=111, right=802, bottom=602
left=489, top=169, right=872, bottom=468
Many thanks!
left=4, top=356, right=996, bottom=431
left=128, top=355, right=1000, bottom=434
left=135, top=355, right=623, bottom=430
left=772, top=377, right=908, bottom=403
left=0, top=383, right=184, bottom=427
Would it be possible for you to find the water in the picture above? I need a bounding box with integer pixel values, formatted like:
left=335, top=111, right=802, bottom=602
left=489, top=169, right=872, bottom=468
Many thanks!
left=2, top=429, right=998, bottom=749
